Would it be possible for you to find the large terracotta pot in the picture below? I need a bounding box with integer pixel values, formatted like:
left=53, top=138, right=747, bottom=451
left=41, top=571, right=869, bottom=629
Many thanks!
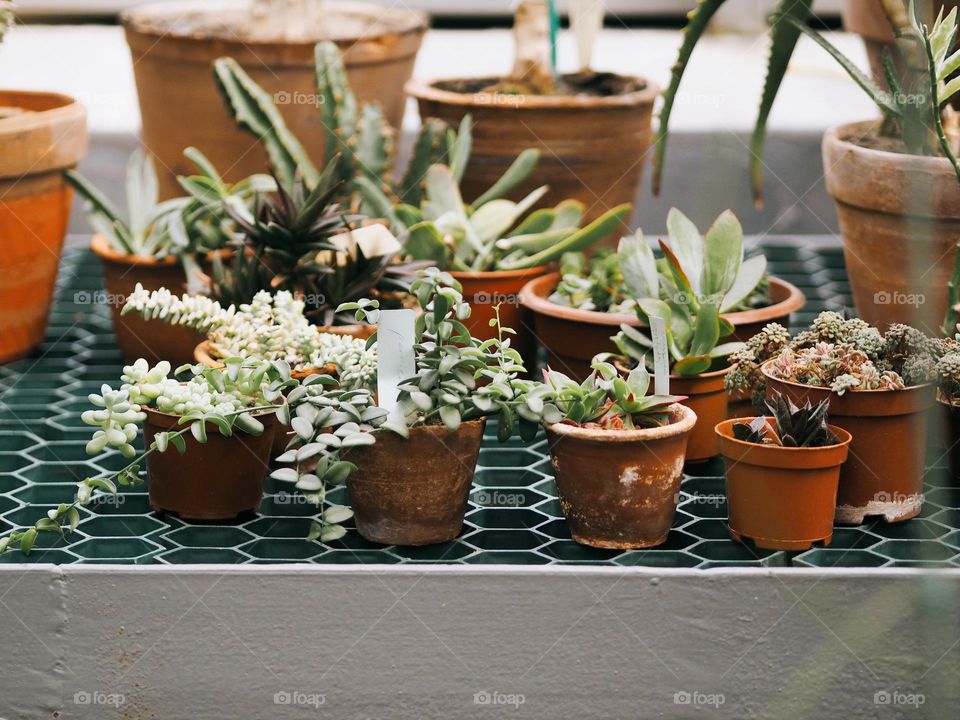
left=407, top=75, right=658, bottom=235
left=0, top=90, right=87, bottom=363
left=346, top=419, right=486, bottom=546
left=123, top=0, right=427, bottom=199
left=143, top=405, right=277, bottom=520
left=545, top=404, right=696, bottom=549
left=717, top=417, right=852, bottom=551
left=823, top=121, right=960, bottom=334
left=520, top=272, right=804, bottom=381
left=763, top=363, right=935, bottom=524
left=90, top=235, right=203, bottom=365
left=451, top=266, right=548, bottom=373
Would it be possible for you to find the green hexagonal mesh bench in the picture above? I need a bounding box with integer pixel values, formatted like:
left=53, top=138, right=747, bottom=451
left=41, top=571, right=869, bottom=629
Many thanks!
left=0, top=244, right=958, bottom=568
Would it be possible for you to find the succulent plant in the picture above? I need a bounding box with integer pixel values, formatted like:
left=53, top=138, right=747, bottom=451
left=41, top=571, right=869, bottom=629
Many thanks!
left=0, top=1, right=13, bottom=43
left=732, top=393, right=834, bottom=448
left=725, top=322, right=791, bottom=408
left=548, top=249, right=633, bottom=313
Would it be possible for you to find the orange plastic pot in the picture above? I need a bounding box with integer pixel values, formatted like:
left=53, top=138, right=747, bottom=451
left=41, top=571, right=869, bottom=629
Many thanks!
left=545, top=404, right=696, bottom=549
left=519, top=272, right=805, bottom=381
left=717, top=417, right=852, bottom=551
left=0, top=90, right=87, bottom=363
left=143, top=405, right=277, bottom=520
left=763, top=362, right=935, bottom=524
left=90, top=235, right=202, bottom=365
left=345, top=419, right=485, bottom=545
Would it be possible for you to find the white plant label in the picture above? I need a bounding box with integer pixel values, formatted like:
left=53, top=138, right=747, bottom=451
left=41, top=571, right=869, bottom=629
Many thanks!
left=650, top=315, right=670, bottom=396
left=376, top=309, right=416, bottom=421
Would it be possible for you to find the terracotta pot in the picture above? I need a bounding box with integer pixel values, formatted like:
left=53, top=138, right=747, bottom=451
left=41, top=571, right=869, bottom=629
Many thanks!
left=823, top=121, right=960, bottom=334
left=717, top=417, right=852, bottom=551
left=123, top=0, right=427, bottom=199
left=519, top=272, right=805, bottom=381
left=451, top=266, right=548, bottom=372
left=727, top=388, right=755, bottom=420
left=90, top=235, right=203, bottom=365
left=545, top=404, right=696, bottom=549
left=0, top=90, right=87, bottom=363
left=762, top=362, right=935, bottom=524
left=142, top=405, right=277, bottom=520
left=407, top=74, right=657, bottom=237
left=937, top=396, right=960, bottom=483
left=345, top=419, right=486, bottom=545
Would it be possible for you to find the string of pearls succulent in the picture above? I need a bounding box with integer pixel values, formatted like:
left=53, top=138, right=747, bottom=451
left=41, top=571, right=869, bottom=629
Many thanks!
left=123, top=285, right=377, bottom=387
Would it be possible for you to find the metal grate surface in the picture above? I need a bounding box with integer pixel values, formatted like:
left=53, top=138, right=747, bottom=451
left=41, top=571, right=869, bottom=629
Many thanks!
left=1, top=242, right=959, bottom=568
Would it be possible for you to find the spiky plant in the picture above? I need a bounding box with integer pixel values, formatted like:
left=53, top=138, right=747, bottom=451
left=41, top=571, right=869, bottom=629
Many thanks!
left=732, top=393, right=834, bottom=448
left=655, top=1, right=960, bottom=205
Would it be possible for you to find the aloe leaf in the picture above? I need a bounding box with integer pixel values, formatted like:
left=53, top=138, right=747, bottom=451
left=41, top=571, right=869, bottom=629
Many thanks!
left=721, top=254, right=766, bottom=311
left=665, top=207, right=703, bottom=294
left=400, top=119, right=450, bottom=206
left=701, top=210, right=743, bottom=300
left=448, top=115, right=474, bottom=185
left=472, top=148, right=541, bottom=207
left=618, top=231, right=658, bottom=300
left=64, top=170, right=134, bottom=253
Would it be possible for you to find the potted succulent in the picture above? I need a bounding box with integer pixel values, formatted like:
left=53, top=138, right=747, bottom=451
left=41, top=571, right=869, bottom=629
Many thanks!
left=520, top=208, right=804, bottom=379
left=716, top=393, right=852, bottom=551
left=657, top=1, right=960, bottom=332
left=725, top=322, right=791, bottom=417
left=934, top=331, right=960, bottom=477
left=0, top=0, right=87, bottom=363
left=66, top=149, right=270, bottom=364
left=406, top=0, right=657, bottom=228
left=122, top=0, right=427, bottom=198
left=534, top=361, right=695, bottom=548
left=761, top=312, right=941, bottom=524
left=329, top=268, right=544, bottom=546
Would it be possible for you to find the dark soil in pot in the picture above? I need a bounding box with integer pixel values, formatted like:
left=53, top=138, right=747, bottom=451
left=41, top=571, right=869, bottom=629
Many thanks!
left=142, top=405, right=277, bottom=521
left=545, top=404, right=696, bottom=549
left=717, top=417, right=852, bottom=551
left=345, top=419, right=486, bottom=545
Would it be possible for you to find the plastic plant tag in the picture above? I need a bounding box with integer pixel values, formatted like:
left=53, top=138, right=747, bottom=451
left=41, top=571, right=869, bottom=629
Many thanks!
left=649, top=315, right=670, bottom=396
left=377, top=309, right=416, bottom=421
left=570, top=0, right=604, bottom=72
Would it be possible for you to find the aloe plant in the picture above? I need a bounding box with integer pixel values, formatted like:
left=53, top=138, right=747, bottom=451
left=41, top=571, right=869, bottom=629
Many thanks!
left=654, top=0, right=960, bottom=205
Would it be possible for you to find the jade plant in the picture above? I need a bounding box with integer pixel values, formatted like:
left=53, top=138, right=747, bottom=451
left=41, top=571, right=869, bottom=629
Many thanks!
left=550, top=208, right=770, bottom=314
left=612, top=211, right=749, bottom=376
left=655, top=1, right=960, bottom=203
left=123, top=285, right=378, bottom=388
left=533, top=360, right=686, bottom=430
left=733, top=394, right=834, bottom=448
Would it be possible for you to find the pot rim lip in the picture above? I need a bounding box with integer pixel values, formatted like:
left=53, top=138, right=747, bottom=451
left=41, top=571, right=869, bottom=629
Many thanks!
left=714, top=417, right=852, bottom=452
left=0, top=89, right=86, bottom=127
left=406, top=74, right=660, bottom=110
left=760, top=359, right=934, bottom=396
left=90, top=233, right=179, bottom=267
left=936, top=393, right=958, bottom=408
left=824, top=120, right=960, bottom=172
left=121, top=0, right=428, bottom=43
left=518, top=272, right=804, bottom=327
left=193, top=340, right=336, bottom=377
left=449, top=265, right=549, bottom=281
left=544, top=403, right=696, bottom=441
left=142, top=400, right=280, bottom=425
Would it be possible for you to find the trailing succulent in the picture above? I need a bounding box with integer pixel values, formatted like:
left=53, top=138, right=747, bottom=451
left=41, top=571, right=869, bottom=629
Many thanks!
left=733, top=393, right=835, bottom=448
left=123, top=285, right=377, bottom=388
left=532, top=360, right=687, bottom=430
left=612, top=210, right=749, bottom=376
left=655, top=1, right=960, bottom=204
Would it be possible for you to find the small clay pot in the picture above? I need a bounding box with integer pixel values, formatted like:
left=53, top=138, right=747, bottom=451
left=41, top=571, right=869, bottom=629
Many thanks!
left=0, top=90, right=87, bottom=363
left=519, top=273, right=805, bottom=381
left=91, top=234, right=203, bottom=365
left=716, top=417, right=852, bottom=551
left=451, top=266, right=548, bottom=373
left=345, top=419, right=486, bottom=545
left=762, top=362, right=935, bottom=524
left=142, top=405, right=277, bottom=520
left=545, top=404, right=696, bottom=549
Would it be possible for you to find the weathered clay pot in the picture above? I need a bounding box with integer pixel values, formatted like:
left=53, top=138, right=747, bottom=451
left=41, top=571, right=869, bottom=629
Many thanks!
left=763, top=362, right=935, bottom=524
left=717, top=417, right=852, bottom=551
left=407, top=74, right=657, bottom=235
left=0, top=90, right=87, bottom=363
left=142, top=405, right=277, bottom=520
left=545, top=404, right=696, bottom=549
left=519, top=272, right=805, bottom=381
left=451, top=266, right=548, bottom=372
left=346, top=419, right=486, bottom=545
left=90, top=235, right=203, bottom=365
left=823, top=121, right=960, bottom=334
left=123, top=0, right=427, bottom=198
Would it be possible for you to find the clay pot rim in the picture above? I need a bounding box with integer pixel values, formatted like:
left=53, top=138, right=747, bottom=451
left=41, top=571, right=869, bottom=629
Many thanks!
left=90, top=233, right=179, bottom=268
left=760, top=359, right=933, bottom=397
left=406, top=74, right=660, bottom=110
left=450, top=265, right=549, bottom=281
left=193, top=339, right=337, bottom=378
left=518, top=272, right=804, bottom=328
left=0, top=89, right=88, bottom=178
left=936, top=393, right=959, bottom=409
left=825, top=120, right=960, bottom=175
left=142, top=400, right=279, bottom=433
left=544, top=403, right=696, bottom=442
left=121, top=0, right=428, bottom=46
left=715, top=417, right=852, bottom=453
